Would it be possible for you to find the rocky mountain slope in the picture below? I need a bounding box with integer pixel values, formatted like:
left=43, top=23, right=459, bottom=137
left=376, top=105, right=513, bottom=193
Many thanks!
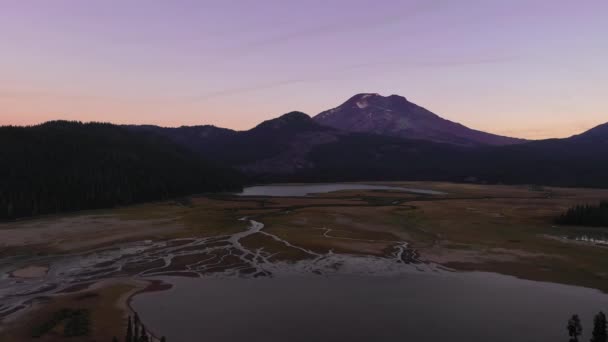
left=314, top=93, right=525, bottom=146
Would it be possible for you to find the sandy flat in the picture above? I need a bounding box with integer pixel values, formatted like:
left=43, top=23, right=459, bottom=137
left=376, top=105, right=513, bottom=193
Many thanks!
left=0, top=215, right=182, bottom=251
left=10, top=265, right=49, bottom=279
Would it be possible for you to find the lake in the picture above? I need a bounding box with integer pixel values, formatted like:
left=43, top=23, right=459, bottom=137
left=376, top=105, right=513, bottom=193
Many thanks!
left=132, top=272, right=608, bottom=342
left=237, top=183, right=445, bottom=197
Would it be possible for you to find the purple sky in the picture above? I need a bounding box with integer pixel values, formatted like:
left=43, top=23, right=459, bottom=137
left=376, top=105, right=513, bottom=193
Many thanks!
left=1, top=0, right=607, bottom=138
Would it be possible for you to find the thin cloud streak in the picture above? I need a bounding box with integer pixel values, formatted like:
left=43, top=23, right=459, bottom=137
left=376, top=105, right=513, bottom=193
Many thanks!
left=0, top=89, right=142, bottom=102
left=342, top=55, right=520, bottom=71
left=0, top=52, right=515, bottom=105
left=214, top=0, right=446, bottom=61
left=181, top=53, right=516, bottom=102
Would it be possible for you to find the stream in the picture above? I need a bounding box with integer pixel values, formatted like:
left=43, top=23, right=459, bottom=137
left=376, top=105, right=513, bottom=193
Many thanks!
left=0, top=217, right=427, bottom=320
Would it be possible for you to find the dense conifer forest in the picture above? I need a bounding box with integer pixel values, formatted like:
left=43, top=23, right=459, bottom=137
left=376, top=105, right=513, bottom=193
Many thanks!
left=0, top=121, right=243, bottom=220
left=557, top=201, right=608, bottom=227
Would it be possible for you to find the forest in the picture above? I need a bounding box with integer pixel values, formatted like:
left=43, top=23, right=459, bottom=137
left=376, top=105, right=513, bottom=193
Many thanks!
left=556, top=201, right=608, bottom=227
left=0, top=121, right=243, bottom=220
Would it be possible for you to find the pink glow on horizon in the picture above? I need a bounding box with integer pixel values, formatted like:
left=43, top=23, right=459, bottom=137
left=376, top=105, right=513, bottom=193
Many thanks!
left=1, top=0, right=607, bottom=139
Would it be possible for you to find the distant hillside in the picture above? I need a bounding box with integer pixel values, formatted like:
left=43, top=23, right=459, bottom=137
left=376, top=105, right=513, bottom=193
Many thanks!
left=0, top=121, right=243, bottom=219
left=128, top=124, right=238, bottom=157
left=305, top=128, right=608, bottom=188
left=571, top=122, right=608, bottom=142
left=314, top=93, right=525, bottom=146
left=139, top=114, right=608, bottom=188
left=6, top=96, right=606, bottom=219
left=134, top=112, right=470, bottom=182
left=459, top=123, right=608, bottom=188
left=130, top=112, right=342, bottom=174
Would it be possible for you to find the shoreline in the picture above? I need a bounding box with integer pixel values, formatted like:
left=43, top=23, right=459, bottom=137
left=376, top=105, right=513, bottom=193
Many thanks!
left=3, top=262, right=608, bottom=341
left=1, top=182, right=608, bottom=340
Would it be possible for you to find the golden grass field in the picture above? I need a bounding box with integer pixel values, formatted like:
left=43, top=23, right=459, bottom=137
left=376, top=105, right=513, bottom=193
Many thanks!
left=1, top=182, right=608, bottom=341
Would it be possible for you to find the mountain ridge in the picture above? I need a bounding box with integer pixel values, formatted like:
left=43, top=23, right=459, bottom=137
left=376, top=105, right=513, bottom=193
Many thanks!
left=125, top=106, right=607, bottom=188
left=86, top=93, right=608, bottom=187
left=314, top=93, right=526, bottom=146
left=3, top=96, right=607, bottom=220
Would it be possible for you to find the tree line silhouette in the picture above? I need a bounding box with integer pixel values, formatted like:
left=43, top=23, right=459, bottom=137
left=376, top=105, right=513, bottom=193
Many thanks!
left=111, top=310, right=606, bottom=342
left=568, top=312, right=606, bottom=342
left=0, top=121, right=243, bottom=220
left=112, top=312, right=167, bottom=342
left=557, top=201, right=608, bottom=227
left=113, top=312, right=166, bottom=342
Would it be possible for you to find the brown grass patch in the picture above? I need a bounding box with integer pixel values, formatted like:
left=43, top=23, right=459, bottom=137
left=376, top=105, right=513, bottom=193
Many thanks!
left=0, top=281, right=143, bottom=342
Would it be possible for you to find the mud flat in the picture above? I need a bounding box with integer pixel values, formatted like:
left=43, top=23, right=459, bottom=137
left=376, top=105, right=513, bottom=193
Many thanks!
left=0, top=217, right=425, bottom=322
left=10, top=266, right=49, bottom=279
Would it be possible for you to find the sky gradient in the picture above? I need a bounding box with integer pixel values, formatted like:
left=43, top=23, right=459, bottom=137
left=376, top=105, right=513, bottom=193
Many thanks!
left=1, top=0, right=607, bottom=139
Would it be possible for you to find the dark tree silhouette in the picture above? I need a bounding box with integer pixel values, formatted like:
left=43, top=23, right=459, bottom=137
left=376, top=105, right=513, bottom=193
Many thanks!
left=139, top=329, right=149, bottom=342
left=134, top=312, right=141, bottom=339
left=568, top=314, right=583, bottom=342
left=0, top=121, right=242, bottom=220
left=592, top=311, right=608, bottom=342
left=556, top=201, right=608, bottom=227
left=134, top=323, right=140, bottom=341
left=125, top=315, right=133, bottom=342
left=114, top=312, right=163, bottom=342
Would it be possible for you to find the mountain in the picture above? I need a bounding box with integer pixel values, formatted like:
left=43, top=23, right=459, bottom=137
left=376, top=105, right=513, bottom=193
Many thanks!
left=139, top=112, right=608, bottom=188
left=0, top=121, right=243, bottom=219
left=134, top=111, right=472, bottom=181
left=249, top=111, right=322, bottom=133
left=131, top=112, right=344, bottom=176
left=314, top=93, right=525, bottom=146
left=233, top=112, right=341, bottom=174
left=5, top=99, right=606, bottom=219
left=571, top=122, right=608, bottom=142
left=460, top=122, right=608, bottom=188
left=304, top=121, right=608, bottom=187
left=127, top=124, right=237, bottom=155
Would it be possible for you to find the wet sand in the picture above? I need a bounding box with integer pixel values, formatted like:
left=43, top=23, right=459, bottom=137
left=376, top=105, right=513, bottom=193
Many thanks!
left=10, top=265, right=48, bottom=279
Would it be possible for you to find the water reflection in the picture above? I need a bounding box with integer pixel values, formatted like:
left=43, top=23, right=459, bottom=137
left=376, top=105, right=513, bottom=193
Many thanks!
left=237, top=183, right=446, bottom=197
left=562, top=234, right=608, bottom=245
left=132, top=273, right=608, bottom=342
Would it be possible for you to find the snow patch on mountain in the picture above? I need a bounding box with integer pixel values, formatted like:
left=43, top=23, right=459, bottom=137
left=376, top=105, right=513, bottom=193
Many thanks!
left=356, top=100, right=369, bottom=109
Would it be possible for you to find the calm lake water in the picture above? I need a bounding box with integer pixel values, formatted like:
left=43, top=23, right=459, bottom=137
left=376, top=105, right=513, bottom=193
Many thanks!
left=237, top=183, right=445, bottom=197
left=132, top=273, right=608, bottom=342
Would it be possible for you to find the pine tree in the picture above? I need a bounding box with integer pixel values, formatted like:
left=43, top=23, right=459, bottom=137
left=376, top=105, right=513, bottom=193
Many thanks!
left=134, top=324, right=139, bottom=341
left=139, top=328, right=149, bottom=342
left=125, top=315, right=133, bottom=342
left=591, top=311, right=607, bottom=342
left=568, top=314, right=583, bottom=342
left=133, top=312, right=140, bottom=340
